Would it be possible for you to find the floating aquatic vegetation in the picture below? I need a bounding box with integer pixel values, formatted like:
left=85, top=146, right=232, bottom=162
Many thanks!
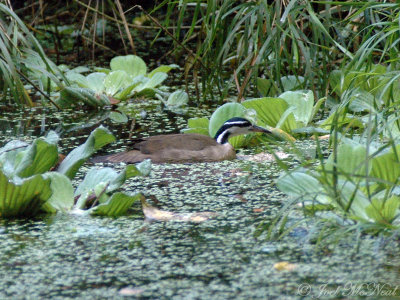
left=0, top=126, right=150, bottom=218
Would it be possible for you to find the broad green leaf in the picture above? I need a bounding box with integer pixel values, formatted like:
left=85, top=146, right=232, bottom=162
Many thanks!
left=281, top=75, right=305, bottom=91
left=90, top=192, right=141, bottom=216
left=277, top=171, right=330, bottom=204
left=142, top=72, right=168, bottom=89
left=324, top=141, right=369, bottom=180
left=365, top=196, right=400, bottom=224
left=182, top=117, right=210, bottom=136
left=16, top=138, right=59, bottom=178
left=70, top=66, right=90, bottom=73
left=318, top=112, right=364, bottom=131
left=94, top=67, right=111, bottom=74
left=336, top=180, right=370, bottom=221
left=0, top=135, right=59, bottom=179
left=279, top=90, right=314, bottom=126
left=311, top=97, right=326, bottom=121
left=59, top=87, right=110, bottom=108
left=86, top=72, right=107, bottom=94
left=166, top=90, right=188, bottom=107
left=104, top=70, right=131, bottom=97
left=257, top=77, right=277, bottom=97
left=57, top=126, right=116, bottom=179
left=0, top=171, right=52, bottom=217
left=384, top=114, right=400, bottom=138
left=126, top=159, right=152, bottom=177
left=148, top=64, right=179, bottom=77
left=42, top=172, right=74, bottom=213
left=242, top=97, right=297, bottom=132
left=188, top=117, right=209, bottom=130
left=347, top=88, right=376, bottom=113
left=74, top=168, right=119, bottom=201
left=110, top=55, right=147, bottom=79
left=114, top=77, right=143, bottom=100
left=74, top=163, right=146, bottom=200
left=109, top=111, right=128, bottom=123
left=65, top=71, right=89, bottom=88
left=370, top=150, right=400, bottom=185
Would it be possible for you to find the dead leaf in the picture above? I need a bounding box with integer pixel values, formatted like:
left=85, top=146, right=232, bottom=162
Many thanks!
left=239, top=151, right=289, bottom=162
left=270, top=127, right=296, bottom=142
left=108, top=97, right=120, bottom=105
left=274, top=261, right=297, bottom=271
left=253, top=208, right=264, bottom=213
left=141, top=196, right=217, bottom=223
left=119, top=287, right=144, bottom=296
left=310, top=134, right=330, bottom=140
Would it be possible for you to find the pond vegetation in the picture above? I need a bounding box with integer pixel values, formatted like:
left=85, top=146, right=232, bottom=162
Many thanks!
left=1, top=0, right=400, bottom=298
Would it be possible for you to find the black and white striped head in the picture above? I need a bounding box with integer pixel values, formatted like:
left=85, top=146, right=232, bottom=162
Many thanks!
left=214, top=117, right=270, bottom=144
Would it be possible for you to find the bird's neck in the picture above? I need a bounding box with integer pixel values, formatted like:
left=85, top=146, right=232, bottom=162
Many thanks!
left=214, top=128, right=232, bottom=144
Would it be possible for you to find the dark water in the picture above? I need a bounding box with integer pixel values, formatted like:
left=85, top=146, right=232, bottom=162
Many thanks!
left=0, top=103, right=400, bottom=299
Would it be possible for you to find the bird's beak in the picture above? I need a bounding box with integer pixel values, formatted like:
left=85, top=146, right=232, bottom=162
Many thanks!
left=250, top=125, right=271, bottom=134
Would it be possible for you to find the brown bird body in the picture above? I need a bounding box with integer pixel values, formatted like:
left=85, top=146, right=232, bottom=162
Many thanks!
left=92, top=117, right=270, bottom=164
left=93, top=133, right=236, bottom=163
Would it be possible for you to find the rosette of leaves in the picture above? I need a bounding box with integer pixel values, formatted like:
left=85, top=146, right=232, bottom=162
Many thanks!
left=277, top=138, right=400, bottom=227
left=59, top=55, right=180, bottom=108
left=242, top=90, right=325, bottom=134
left=318, top=65, right=400, bottom=134
left=183, top=98, right=297, bottom=149
left=0, top=126, right=150, bottom=218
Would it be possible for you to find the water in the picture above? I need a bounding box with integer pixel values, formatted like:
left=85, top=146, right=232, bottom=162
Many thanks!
left=0, top=103, right=399, bottom=299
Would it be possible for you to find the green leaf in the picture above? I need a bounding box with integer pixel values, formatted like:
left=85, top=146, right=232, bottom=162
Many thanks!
left=242, top=97, right=297, bottom=132
left=324, top=141, right=369, bottom=181
left=90, top=192, right=141, bottom=217
left=0, top=135, right=59, bottom=179
left=109, top=111, right=128, bottom=124
left=0, top=171, right=52, bottom=217
left=370, top=148, right=400, bottom=185
left=281, top=76, right=305, bottom=91
left=70, top=66, right=90, bottom=73
left=141, top=72, right=168, bottom=89
left=57, top=126, right=116, bottom=179
left=104, top=70, right=131, bottom=97
left=257, top=77, right=277, bottom=97
left=65, top=71, right=89, bottom=88
left=126, top=159, right=152, bottom=177
left=86, top=72, right=107, bottom=94
left=110, top=55, right=147, bottom=79
left=279, top=90, right=314, bottom=126
left=365, top=196, right=400, bottom=225
left=42, top=172, right=74, bottom=213
left=336, top=180, right=370, bottom=220
left=166, top=90, right=188, bottom=107
left=277, top=171, right=330, bottom=204
left=182, top=117, right=210, bottom=136
left=318, top=112, right=364, bottom=131
left=148, top=64, right=179, bottom=77
left=59, top=87, right=110, bottom=108
left=16, top=138, right=59, bottom=178
left=75, top=167, right=121, bottom=197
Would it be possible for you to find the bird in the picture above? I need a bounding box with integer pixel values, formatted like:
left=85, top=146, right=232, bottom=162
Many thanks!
left=92, top=117, right=271, bottom=163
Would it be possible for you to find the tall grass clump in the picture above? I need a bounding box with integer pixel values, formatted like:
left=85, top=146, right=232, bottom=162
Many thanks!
left=0, top=3, right=63, bottom=107
left=152, top=0, right=354, bottom=102
left=151, top=1, right=400, bottom=105
left=248, top=2, right=400, bottom=239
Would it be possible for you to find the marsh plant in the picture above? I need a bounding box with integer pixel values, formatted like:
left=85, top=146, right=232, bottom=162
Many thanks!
left=0, top=127, right=150, bottom=218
